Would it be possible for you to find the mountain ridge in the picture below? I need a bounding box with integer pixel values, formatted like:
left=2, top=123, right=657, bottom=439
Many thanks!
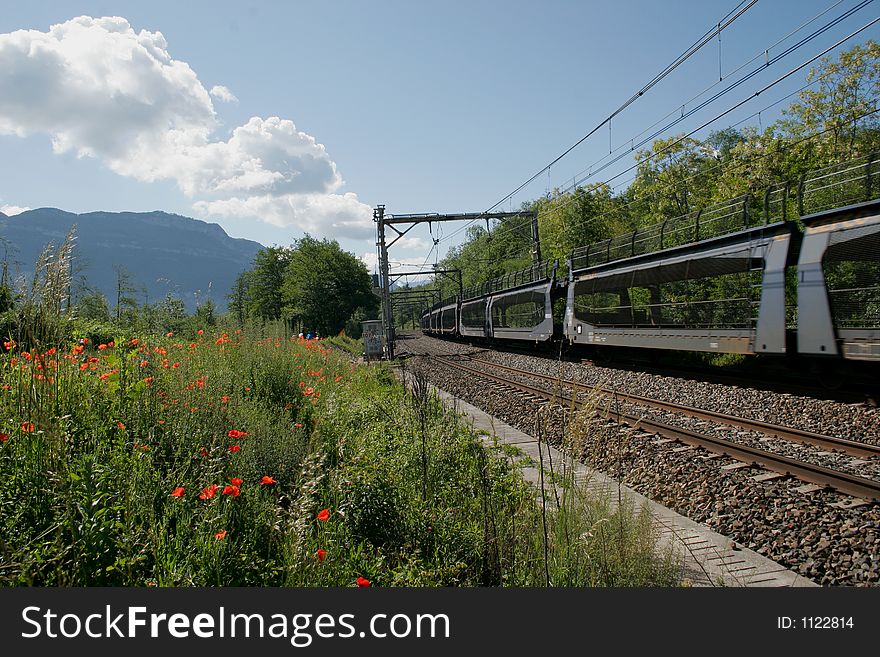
left=0, top=208, right=265, bottom=312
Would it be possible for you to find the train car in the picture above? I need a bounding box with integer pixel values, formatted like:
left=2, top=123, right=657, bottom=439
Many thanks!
left=563, top=218, right=795, bottom=355
left=416, top=154, right=879, bottom=367
left=488, top=279, right=556, bottom=342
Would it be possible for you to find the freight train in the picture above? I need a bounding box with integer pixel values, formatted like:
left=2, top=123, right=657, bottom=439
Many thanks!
left=420, top=155, right=880, bottom=365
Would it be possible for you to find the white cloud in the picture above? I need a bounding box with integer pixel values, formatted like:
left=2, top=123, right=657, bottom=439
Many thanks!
left=0, top=203, right=30, bottom=215
left=0, top=16, right=372, bottom=238
left=209, top=84, right=238, bottom=103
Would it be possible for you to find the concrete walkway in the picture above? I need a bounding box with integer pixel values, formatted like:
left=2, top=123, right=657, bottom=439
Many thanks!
left=428, top=383, right=818, bottom=588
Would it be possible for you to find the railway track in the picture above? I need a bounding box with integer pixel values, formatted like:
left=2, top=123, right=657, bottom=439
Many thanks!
left=428, top=354, right=880, bottom=501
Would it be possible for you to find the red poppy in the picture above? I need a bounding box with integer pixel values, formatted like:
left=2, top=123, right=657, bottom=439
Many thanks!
left=230, top=477, right=243, bottom=487
left=171, top=487, right=185, bottom=497
left=80, top=363, right=89, bottom=371
left=198, top=484, right=218, bottom=500
left=356, top=577, right=371, bottom=588
left=166, top=332, right=174, bottom=338
left=222, top=485, right=240, bottom=497
left=227, top=429, right=249, bottom=439
left=221, top=395, right=230, bottom=404
left=214, top=530, right=227, bottom=540
left=0, top=433, right=9, bottom=442
left=130, top=338, right=139, bottom=346
left=303, top=386, right=315, bottom=396
left=316, top=549, right=327, bottom=562
left=117, top=421, right=126, bottom=430
left=139, top=360, right=148, bottom=367
left=199, top=447, right=209, bottom=457
left=260, top=475, right=277, bottom=486
left=98, top=343, right=108, bottom=351
left=294, top=423, right=303, bottom=428
left=316, top=508, right=330, bottom=521
left=228, top=445, right=241, bottom=453
left=20, top=422, right=34, bottom=433
left=197, top=329, right=204, bottom=335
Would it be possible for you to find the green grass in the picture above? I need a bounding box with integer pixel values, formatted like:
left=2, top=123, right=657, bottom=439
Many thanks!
left=0, top=329, right=680, bottom=587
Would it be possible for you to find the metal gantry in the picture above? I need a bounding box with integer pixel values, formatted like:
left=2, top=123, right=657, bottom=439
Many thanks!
left=374, top=207, right=539, bottom=359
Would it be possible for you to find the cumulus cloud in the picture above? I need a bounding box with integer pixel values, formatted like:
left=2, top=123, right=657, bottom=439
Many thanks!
left=0, top=16, right=372, bottom=237
left=0, top=203, right=30, bottom=216
left=209, top=85, right=238, bottom=103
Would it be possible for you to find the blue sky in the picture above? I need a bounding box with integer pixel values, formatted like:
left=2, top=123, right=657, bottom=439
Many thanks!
left=0, top=1, right=877, bottom=276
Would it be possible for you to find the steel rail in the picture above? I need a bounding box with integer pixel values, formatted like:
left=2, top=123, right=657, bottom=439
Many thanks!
left=447, top=356, right=880, bottom=459
left=430, top=356, right=880, bottom=500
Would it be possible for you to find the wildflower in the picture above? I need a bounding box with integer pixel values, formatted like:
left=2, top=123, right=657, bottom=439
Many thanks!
left=303, top=386, right=315, bottom=396
left=335, top=375, right=343, bottom=382
left=199, top=484, right=218, bottom=500
left=221, top=395, right=230, bottom=404
left=98, top=344, right=108, bottom=351
left=171, top=487, right=185, bottom=498
left=139, top=360, right=149, bottom=367
left=144, top=377, right=154, bottom=385
left=3, top=339, right=16, bottom=351
left=20, top=422, right=34, bottom=433
left=172, top=362, right=180, bottom=368
left=72, top=344, right=84, bottom=355
left=117, top=421, right=126, bottom=430
left=214, top=530, right=227, bottom=540
left=80, top=338, right=89, bottom=345
left=0, top=433, right=9, bottom=442
left=199, top=447, right=209, bottom=458
left=227, top=429, right=249, bottom=439
left=356, top=577, right=371, bottom=588
left=80, top=363, right=89, bottom=371
left=316, top=508, right=330, bottom=522
left=222, top=485, right=240, bottom=497
left=316, top=549, right=327, bottom=562
left=228, top=445, right=241, bottom=453
left=46, top=347, right=56, bottom=356
left=260, top=476, right=277, bottom=486
left=230, top=477, right=243, bottom=487
left=198, top=329, right=204, bottom=335
left=130, top=338, right=139, bottom=346
left=166, top=332, right=174, bottom=337
left=294, top=423, right=303, bottom=428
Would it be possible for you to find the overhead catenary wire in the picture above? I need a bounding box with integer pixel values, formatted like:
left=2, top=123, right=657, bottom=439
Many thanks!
left=564, top=0, right=851, bottom=190
left=436, top=0, right=759, bottom=245
left=439, top=0, right=875, bottom=251
left=457, top=11, right=880, bottom=249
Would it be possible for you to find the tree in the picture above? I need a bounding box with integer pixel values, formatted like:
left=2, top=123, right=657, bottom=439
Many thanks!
left=248, top=247, right=291, bottom=321
left=282, top=236, right=378, bottom=336
left=113, top=265, right=138, bottom=323
left=76, top=291, right=111, bottom=322
left=227, top=270, right=253, bottom=326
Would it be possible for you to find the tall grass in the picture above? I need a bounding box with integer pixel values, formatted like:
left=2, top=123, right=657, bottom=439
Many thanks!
left=0, top=322, right=679, bottom=586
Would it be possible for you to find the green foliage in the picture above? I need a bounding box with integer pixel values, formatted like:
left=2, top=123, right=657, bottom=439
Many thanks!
left=282, top=236, right=378, bottom=336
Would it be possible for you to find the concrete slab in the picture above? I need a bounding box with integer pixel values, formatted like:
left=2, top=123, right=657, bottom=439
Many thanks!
left=426, top=383, right=817, bottom=588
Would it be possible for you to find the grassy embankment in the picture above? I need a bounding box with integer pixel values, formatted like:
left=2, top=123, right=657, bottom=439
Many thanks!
left=0, top=328, right=679, bottom=586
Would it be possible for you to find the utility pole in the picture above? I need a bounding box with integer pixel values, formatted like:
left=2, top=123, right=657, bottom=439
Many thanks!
left=374, top=207, right=538, bottom=359
left=374, top=205, right=395, bottom=360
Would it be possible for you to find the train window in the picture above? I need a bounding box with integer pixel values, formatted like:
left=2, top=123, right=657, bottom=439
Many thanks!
left=461, top=302, right=486, bottom=328
left=491, top=291, right=545, bottom=328
left=823, top=225, right=880, bottom=329
left=572, top=247, right=762, bottom=329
